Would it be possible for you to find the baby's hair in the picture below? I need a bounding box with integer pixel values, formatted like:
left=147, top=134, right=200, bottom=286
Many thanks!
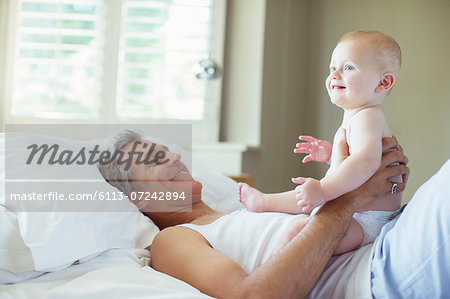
left=338, top=30, right=402, bottom=76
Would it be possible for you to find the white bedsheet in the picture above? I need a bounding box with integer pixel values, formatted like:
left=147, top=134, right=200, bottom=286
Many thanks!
left=0, top=248, right=212, bottom=299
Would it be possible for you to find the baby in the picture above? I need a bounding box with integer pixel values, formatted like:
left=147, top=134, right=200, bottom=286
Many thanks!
left=240, top=31, right=403, bottom=254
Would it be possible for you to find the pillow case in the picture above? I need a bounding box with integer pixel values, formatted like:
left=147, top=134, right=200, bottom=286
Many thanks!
left=0, top=205, right=34, bottom=273
left=0, top=131, right=240, bottom=278
left=152, top=138, right=241, bottom=212
left=0, top=132, right=158, bottom=274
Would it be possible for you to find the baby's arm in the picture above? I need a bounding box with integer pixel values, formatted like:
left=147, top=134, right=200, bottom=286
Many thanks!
left=296, top=110, right=385, bottom=212
left=321, top=110, right=384, bottom=201
left=294, top=136, right=332, bottom=164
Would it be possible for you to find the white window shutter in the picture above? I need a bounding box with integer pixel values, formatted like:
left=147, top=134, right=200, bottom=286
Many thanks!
left=116, top=0, right=214, bottom=121
left=7, top=0, right=226, bottom=142
left=12, top=0, right=106, bottom=119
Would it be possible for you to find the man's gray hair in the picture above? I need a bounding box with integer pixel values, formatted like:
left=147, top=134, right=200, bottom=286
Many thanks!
left=98, top=129, right=142, bottom=195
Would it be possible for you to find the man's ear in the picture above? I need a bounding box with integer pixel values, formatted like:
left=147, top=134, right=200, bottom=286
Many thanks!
left=375, top=72, right=396, bottom=92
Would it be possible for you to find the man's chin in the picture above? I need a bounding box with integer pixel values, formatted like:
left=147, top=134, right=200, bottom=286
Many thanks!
left=163, top=179, right=201, bottom=195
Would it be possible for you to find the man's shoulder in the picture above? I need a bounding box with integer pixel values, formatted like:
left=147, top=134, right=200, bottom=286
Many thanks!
left=155, top=225, right=208, bottom=243
left=151, top=226, right=211, bottom=262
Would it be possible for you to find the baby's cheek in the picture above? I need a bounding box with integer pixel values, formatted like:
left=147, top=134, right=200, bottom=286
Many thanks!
left=325, top=77, right=331, bottom=89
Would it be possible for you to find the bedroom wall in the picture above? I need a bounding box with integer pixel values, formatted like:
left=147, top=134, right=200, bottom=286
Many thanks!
left=223, top=0, right=450, bottom=203
left=222, top=0, right=314, bottom=192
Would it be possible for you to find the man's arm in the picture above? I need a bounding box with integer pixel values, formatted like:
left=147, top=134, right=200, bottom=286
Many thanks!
left=151, top=139, right=409, bottom=299
left=151, top=202, right=356, bottom=299
left=243, top=146, right=408, bottom=298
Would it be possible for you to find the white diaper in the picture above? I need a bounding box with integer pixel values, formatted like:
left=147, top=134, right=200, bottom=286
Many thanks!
left=353, top=210, right=396, bottom=246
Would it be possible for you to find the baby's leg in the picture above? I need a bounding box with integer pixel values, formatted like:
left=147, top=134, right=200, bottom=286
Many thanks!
left=239, top=183, right=303, bottom=213
left=333, top=219, right=364, bottom=255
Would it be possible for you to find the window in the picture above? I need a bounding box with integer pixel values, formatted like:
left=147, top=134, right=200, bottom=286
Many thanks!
left=11, top=0, right=104, bottom=119
left=2, top=0, right=226, bottom=142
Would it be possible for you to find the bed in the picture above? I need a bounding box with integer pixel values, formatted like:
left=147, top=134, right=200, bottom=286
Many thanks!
left=1, top=131, right=447, bottom=298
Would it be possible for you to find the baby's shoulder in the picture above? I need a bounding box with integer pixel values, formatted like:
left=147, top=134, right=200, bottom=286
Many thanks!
left=350, top=107, right=391, bottom=136
left=351, top=107, right=386, bottom=125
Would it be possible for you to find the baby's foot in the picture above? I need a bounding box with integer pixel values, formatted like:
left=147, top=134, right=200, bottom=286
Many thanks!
left=239, top=183, right=267, bottom=212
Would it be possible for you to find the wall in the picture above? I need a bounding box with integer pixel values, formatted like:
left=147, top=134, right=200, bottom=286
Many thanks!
left=222, top=0, right=314, bottom=192
left=223, top=0, right=450, bottom=203
left=220, top=0, right=265, bottom=147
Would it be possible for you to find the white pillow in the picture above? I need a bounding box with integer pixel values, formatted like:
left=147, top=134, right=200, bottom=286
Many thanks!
left=0, top=205, right=34, bottom=273
left=158, top=140, right=242, bottom=212
left=0, top=132, right=240, bottom=277
left=0, top=133, right=158, bottom=274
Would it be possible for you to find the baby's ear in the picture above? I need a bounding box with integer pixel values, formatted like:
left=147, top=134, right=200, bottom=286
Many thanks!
left=376, top=73, right=396, bottom=92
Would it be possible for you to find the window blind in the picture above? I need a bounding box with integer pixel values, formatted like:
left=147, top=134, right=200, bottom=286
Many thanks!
left=12, top=0, right=105, bottom=119
left=116, top=0, right=213, bottom=120
left=10, top=0, right=219, bottom=129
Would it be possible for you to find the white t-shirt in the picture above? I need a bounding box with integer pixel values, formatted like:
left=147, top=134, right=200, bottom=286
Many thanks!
left=179, top=209, right=372, bottom=298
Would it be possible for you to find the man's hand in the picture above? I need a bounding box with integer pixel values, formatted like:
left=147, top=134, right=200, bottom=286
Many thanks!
left=292, top=177, right=326, bottom=213
left=294, top=135, right=332, bottom=164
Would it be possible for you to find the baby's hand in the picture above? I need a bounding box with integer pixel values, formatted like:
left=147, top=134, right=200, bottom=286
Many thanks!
left=291, top=177, right=326, bottom=214
left=294, top=136, right=332, bottom=164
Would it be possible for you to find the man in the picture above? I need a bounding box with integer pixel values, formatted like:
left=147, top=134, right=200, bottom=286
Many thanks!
left=100, top=130, right=410, bottom=298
